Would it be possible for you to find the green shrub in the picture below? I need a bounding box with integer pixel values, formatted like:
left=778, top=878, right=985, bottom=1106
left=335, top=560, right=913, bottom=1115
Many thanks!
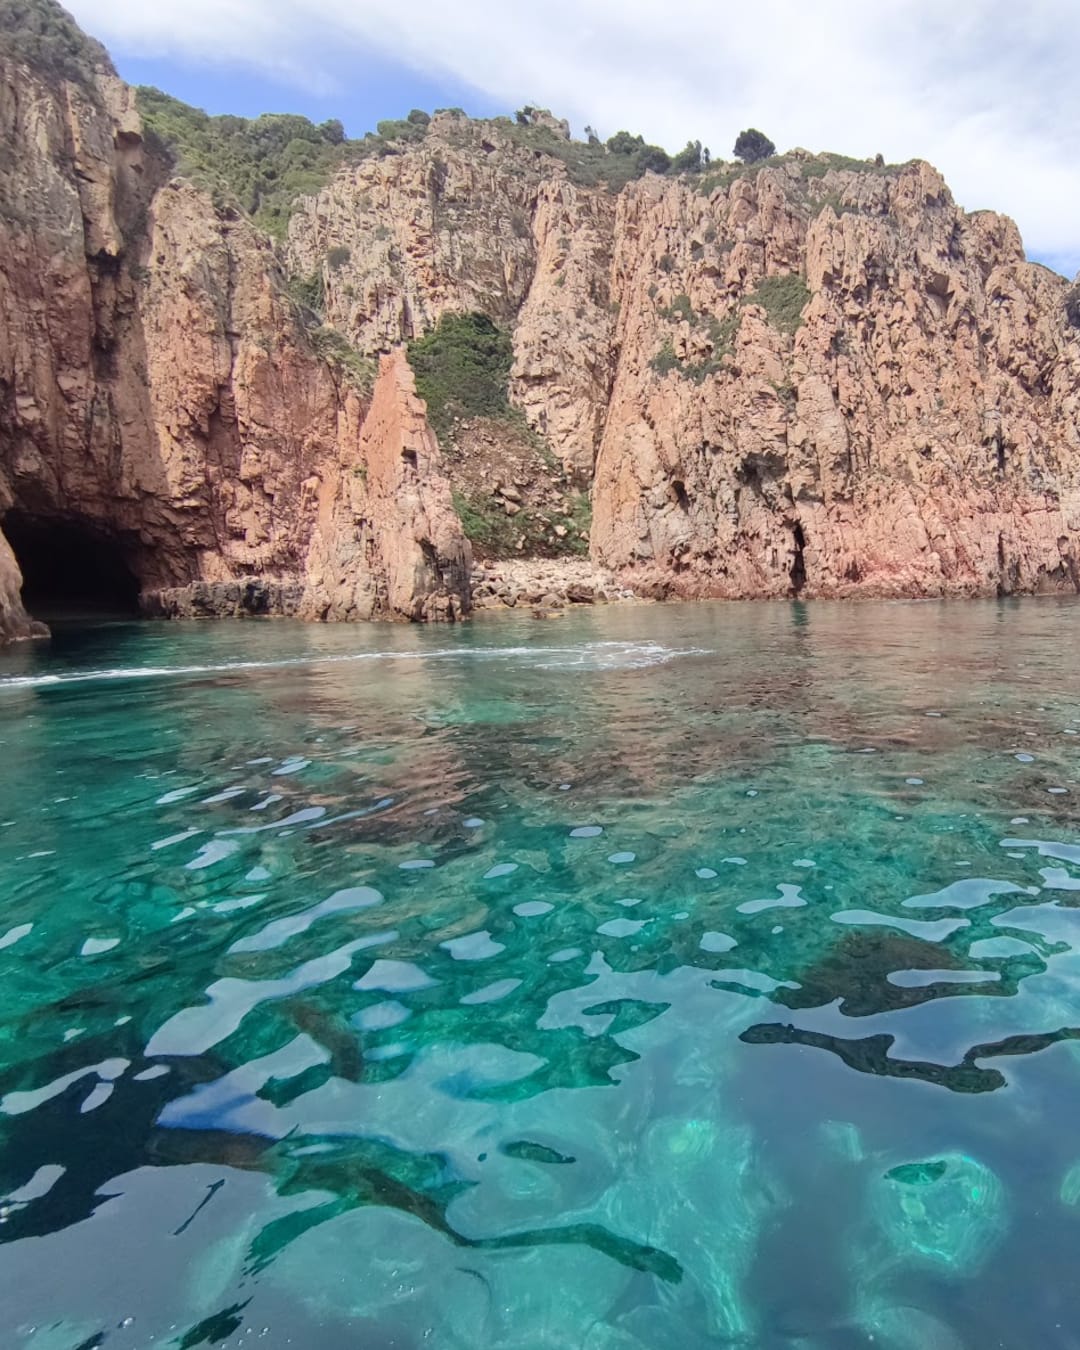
left=708, top=311, right=740, bottom=355
left=287, top=271, right=325, bottom=317
left=452, top=488, right=590, bottom=559
left=500, top=121, right=700, bottom=192
left=375, top=117, right=426, bottom=145
left=695, top=165, right=750, bottom=195
left=733, top=128, right=776, bottom=163
left=746, top=274, right=810, bottom=335
left=137, top=86, right=399, bottom=239
left=407, top=312, right=513, bottom=437
left=800, top=152, right=877, bottom=178
left=683, top=357, right=722, bottom=385
left=637, top=145, right=671, bottom=174
left=606, top=130, right=644, bottom=155
left=670, top=140, right=708, bottom=173
left=661, top=294, right=694, bottom=323
left=769, top=379, right=797, bottom=408
left=326, top=244, right=351, bottom=270
left=0, top=0, right=112, bottom=89
left=815, top=190, right=862, bottom=218
left=649, top=338, right=679, bottom=376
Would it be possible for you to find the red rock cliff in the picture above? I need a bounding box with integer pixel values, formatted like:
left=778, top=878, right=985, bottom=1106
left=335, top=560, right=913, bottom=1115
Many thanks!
left=4, top=11, right=1080, bottom=635
left=0, top=47, right=469, bottom=641
left=289, top=127, right=1080, bottom=600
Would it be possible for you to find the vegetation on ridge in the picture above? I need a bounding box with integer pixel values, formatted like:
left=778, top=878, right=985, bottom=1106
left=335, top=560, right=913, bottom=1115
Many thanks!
left=137, top=89, right=363, bottom=238
left=7, top=4, right=910, bottom=244
left=137, top=90, right=439, bottom=239
left=746, top=274, right=811, bottom=335
left=0, top=0, right=113, bottom=89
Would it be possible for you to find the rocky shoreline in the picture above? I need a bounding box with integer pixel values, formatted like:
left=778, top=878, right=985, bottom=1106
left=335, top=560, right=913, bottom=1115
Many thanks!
left=470, top=559, right=638, bottom=611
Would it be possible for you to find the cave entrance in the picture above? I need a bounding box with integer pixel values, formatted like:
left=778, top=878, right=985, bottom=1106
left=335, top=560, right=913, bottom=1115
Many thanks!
left=3, top=513, right=141, bottom=620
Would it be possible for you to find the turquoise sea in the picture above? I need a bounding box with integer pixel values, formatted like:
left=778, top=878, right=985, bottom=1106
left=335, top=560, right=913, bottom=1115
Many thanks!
left=2, top=600, right=1080, bottom=1349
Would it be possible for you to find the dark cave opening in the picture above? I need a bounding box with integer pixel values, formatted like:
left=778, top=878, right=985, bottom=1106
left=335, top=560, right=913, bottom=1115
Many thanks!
left=790, top=521, right=808, bottom=596
left=3, top=513, right=142, bottom=619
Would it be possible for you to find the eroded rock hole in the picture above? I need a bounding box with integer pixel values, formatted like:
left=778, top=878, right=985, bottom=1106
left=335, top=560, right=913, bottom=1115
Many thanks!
left=790, top=521, right=807, bottom=595
left=3, top=513, right=141, bottom=619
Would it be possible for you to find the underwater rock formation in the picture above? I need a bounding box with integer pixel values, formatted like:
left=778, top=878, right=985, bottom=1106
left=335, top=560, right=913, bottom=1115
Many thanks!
left=869, top=1152, right=1006, bottom=1274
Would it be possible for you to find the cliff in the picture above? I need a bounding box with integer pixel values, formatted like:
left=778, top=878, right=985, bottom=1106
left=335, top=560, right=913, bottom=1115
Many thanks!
left=2, top=2, right=1079, bottom=644
left=0, top=10, right=470, bottom=641
left=287, top=124, right=1080, bottom=600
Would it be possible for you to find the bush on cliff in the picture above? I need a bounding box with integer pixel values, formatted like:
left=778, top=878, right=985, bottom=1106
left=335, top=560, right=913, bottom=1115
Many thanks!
left=452, top=488, right=591, bottom=559
left=407, top=313, right=514, bottom=438
left=670, top=140, right=709, bottom=173
left=746, top=273, right=810, bottom=335
left=137, top=88, right=366, bottom=238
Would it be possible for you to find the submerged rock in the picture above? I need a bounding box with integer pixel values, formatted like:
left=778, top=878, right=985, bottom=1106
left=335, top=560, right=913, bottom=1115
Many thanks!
left=854, top=1299, right=967, bottom=1350
left=604, top=1115, right=784, bottom=1343
left=869, top=1152, right=1006, bottom=1275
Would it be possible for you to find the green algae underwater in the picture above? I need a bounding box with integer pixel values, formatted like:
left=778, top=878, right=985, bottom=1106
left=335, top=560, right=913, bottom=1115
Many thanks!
left=1, top=599, right=1080, bottom=1348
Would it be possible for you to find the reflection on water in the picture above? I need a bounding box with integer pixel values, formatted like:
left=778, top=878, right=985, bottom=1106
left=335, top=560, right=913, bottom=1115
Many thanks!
left=1, top=601, right=1080, bottom=1347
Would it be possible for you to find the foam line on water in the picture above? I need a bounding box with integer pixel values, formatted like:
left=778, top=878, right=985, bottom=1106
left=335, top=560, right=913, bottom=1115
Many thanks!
left=0, top=640, right=705, bottom=690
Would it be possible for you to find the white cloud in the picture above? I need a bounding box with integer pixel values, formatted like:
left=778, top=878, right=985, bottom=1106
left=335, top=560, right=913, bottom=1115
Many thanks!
left=68, top=0, right=1080, bottom=276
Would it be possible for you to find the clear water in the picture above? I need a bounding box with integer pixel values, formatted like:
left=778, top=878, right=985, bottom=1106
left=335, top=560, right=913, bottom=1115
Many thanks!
left=1, top=601, right=1079, bottom=1349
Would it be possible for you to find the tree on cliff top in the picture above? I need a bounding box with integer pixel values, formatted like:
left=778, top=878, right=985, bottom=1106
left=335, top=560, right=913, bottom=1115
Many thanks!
left=670, top=140, right=710, bottom=173
left=733, top=128, right=776, bottom=163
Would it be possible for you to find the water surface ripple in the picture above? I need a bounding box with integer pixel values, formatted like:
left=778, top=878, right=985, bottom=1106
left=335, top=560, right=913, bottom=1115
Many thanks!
left=1, top=601, right=1079, bottom=1348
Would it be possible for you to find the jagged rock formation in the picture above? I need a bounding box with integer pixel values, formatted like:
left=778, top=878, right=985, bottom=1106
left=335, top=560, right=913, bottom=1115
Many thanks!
left=288, top=129, right=1080, bottom=599
left=589, top=164, right=1080, bottom=597
left=0, top=19, right=469, bottom=641
left=3, top=1, right=1079, bottom=644
left=298, top=350, right=470, bottom=622
left=0, top=530, right=43, bottom=642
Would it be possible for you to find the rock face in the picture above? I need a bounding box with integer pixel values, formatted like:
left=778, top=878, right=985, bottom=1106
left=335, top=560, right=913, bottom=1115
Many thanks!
left=287, top=117, right=621, bottom=484
left=289, top=134, right=1080, bottom=600
left=589, top=165, right=1080, bottom=598
left=299, top=350, right=471, bottom=622
left=0, top=532, right=41, bottom=642
left=0, top=41, right=469, bottom=640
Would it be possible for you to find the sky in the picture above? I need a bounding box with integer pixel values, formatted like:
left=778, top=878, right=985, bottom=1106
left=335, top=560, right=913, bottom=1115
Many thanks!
left=67, top=0, right=1080, bottom=279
